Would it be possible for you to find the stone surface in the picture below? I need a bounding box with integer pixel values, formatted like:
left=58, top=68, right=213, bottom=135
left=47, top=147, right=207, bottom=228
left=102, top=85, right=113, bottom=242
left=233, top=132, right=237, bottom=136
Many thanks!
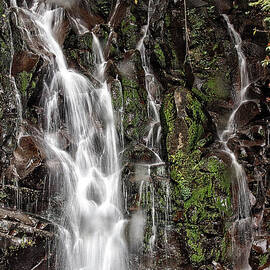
left=215, top=0, right=233, bottom=14
left=0, top=0, right=270, bottom=269
left=234, top=101, right=260, bottom=128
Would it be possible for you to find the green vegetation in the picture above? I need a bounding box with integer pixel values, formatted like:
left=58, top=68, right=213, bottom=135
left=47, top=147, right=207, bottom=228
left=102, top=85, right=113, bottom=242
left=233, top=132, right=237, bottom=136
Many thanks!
left=185, top=93, right=206, bottom=150
left=120, top=14, right=138, bottom=50
left=170, top=146, right=232, bottom=266
left=19, top=71, right=32, bottom=95
left=250, top=0, right=270, bottom=11
left=163, top=93, right=175, bottom=134
left=250, top=0, right=270, bottom=66
left=0, top=191, right=7, bottom=200
left=154, top=43, right=166, bottom=68
left=121, top=76, right=147, bottom=141
left=259, top=253, right=269, bottom=266
left=187, top=6, right=220, bottom=73
left=164, top=87, right=232, bottom=266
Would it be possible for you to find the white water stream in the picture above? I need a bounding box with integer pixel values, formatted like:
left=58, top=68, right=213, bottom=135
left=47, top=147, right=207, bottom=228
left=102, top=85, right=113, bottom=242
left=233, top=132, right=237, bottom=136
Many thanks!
left=9, top=0, right=173, bottom=267
left=135, top=0, right=172, bottom=257
left=221, top=15, right=253, bottom=270
left=10, top=1, right=128, bottom=269
left=137, top=0, right=162, bottom=159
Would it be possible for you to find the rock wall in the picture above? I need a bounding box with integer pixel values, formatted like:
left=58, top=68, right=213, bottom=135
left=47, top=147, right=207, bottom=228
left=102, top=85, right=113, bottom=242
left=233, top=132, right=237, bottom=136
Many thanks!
left=0, top=0, right=269, bottom=269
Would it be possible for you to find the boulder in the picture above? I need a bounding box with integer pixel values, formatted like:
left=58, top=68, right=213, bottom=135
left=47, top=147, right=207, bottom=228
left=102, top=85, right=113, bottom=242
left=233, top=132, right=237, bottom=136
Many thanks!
left=7, top=136, right=44, bottom=180
left=0, top=208, right=54, bottom=269
left=234, top=101, right=260, bottom=128
left=122, top=143, right=158, bottom=164
left=215, top=0, right=233, bottom=14
left=11, top=51, right=39, bottom=75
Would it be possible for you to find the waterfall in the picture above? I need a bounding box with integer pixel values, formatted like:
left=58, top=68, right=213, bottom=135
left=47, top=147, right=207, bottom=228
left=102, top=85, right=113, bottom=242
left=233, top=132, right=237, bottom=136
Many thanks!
left=12, top=2, right=128, bottom=270
left=221, top=15, right=253, bottom=270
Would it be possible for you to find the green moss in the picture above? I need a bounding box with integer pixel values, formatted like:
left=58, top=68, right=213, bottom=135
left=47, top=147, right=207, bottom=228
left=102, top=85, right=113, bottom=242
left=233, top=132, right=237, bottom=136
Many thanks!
left=20, top=236, right=35, bottom=248
left=162, top=92, right=178, bottom=153
left=187, top=6, right=221, bottom=71
left=154, top=43, right=166, bottom=68
left=70, top=50, right=77, bottom=59
left=170, top=47, right=180, bottom=70
left=221, top=235, right=231, bottom=261
left=122, top=77, right=139, bottom=90
left=206, top=75, right=230, bottom=101
left=19, top=71, right=32, bottom=95
left=83, top=34, right=93, bottom=49
left=187, top=93, right=206, bottom=122
left=120, top=15, right=138, bottom=50
left=170, top=146, right=232, bottom=266
left=164, top=93, right=175, bottom=134
left=164, top=14, right=170, bottom=28
left=129, top=14, right=136, bottom=23
left=186, top=226, right=205, bottom=264
left=185, top=93, right=207, bottom=150
left=191, top=87, right=209, bottom=103
left=120, top=77, right=147, bottom=140
left=111, top=79, right=123, bottom=110
left=96, top=0, right=111, bottom=18
left=99, top=25, right=110, bottom=42
left=186, top=120, right=204, bottom=150
left=259, top=253, right=269, bottom=267
left=0, top=191, right=7, bottom=200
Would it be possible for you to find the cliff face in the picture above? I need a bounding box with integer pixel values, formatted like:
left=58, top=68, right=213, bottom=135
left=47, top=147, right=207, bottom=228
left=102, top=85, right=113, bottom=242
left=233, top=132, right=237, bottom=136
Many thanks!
left=0, top=0, right=269, bottom=269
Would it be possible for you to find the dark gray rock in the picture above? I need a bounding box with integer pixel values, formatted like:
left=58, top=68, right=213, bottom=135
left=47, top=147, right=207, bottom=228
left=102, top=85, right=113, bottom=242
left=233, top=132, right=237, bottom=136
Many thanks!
left=215, top=0, right=233, bottom=14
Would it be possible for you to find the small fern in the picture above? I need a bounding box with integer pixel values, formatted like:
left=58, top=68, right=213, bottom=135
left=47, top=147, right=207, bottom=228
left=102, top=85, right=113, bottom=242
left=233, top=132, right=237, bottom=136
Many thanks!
left=250, top=0, right=270, bottom=11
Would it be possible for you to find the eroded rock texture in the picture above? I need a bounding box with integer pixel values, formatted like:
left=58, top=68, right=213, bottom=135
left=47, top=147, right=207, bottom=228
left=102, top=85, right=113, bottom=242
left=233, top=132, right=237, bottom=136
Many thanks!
left=0, top=0, right=270, bottom=269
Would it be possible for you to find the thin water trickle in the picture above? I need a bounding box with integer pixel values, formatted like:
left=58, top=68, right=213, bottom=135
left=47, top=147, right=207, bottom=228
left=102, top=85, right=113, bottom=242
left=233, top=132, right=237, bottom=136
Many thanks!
left=149, top=184, right=156, bottom=254
left=109, top=0, right=120, bottom=27
left=13, top=2, right=128, bottom=270
left=7, top=2, right=23, bottom=210
left=135, top=0, right=171, bottom=257
left=137, top=0, right=161, bottom=158
left=164, top=180, right=171, bottom=245
left=221, top=14, right=253, bottom=270
left=8, top=2, right=23, bottom=139
left=115, top=76, right=125, bottom=149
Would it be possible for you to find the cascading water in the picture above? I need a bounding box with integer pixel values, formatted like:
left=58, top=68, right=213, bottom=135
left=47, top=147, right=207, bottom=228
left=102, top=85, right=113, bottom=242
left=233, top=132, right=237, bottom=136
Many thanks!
left=135, top=0, right=172, bottom=257
left=11, top=1, right=128, bottom=269
left=7, top=5, right=24, bottom=211
left=137, top=0, right=162, bottom=160
left=9, top=0, right=173, bottom=268
left=221, top=15, right=254, bottom=270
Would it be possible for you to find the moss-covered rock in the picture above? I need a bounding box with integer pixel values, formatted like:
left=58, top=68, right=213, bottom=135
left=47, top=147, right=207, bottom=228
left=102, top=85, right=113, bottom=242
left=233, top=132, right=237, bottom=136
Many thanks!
left=116, top=51, right=148, bottom=142
left=170, top=147, right=233, bottom=268
left=118, top=10, right=139, bottom=51
left=0, top=0, right=269, bottom=269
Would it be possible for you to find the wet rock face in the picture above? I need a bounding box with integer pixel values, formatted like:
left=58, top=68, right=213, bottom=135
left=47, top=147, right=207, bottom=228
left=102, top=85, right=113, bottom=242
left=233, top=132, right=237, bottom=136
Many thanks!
left=214, top=3, right=270, bottom=268
left=215, top=0, right=233, bottom=14
left=234, top=101, right=260, bottom=128
left=0, top=0, right=270, bottom=269
left=0, top=2, right=54, bottom=267
left=0, top=208, right=54, bottom=270
left=0, top=1, right=19, bottom=172
left=9, top=136, right=44, bottom=179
